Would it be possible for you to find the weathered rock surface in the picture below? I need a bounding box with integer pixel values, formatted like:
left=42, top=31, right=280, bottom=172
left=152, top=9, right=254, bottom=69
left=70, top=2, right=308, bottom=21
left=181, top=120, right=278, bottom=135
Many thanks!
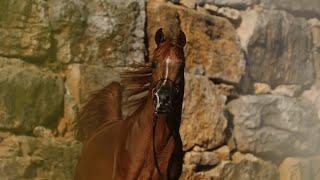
left=237, top=9, right=314, bottom=87
left=309, top=18, right=320, bottom=48
left=33, top=126, right=53, bottom=138
left=180, top=0, right=197, bottom=9
left=279, top=156, right=320, bottom=180
left=254, top=83, right=271, bottom=95
left=0, top=0, right=145, bottom=65
left=177, top=0, right=320, bottom=16
left=216, top=152, right=279, bottom=180
left=0, top=0, right=51, bottom=59
left=197, top=0, right=258, bottom=9
left=309, top=18, right=320, bottom=86
left=48, top=0, right=85, bottom=31
left=147, top=2, right=245, bottom=83
left=202, top=4, right=241, bottom=24
left=184, top=151, right=220, bottom=167
left=65, top=64, right=121, bottom=105
left=217, top=7, right=241, bottom=22
left=61, top=0, right=146, bottom=66
left=203, top=3, right=219, bottom=12
left=181, top=74, right=228, bottom=150
left=57, top=93, right=78, bottom=137
left=74, top=0, right=145, bottom=66
left=0, top=58, right=64, bottom=132
left=302, top=85, right=320, bottom=120
left=215, top=145, right=231, bottom=160
left=310, top=18, right=320, bottom=42
left=261, top=0, right=320, bottom=17
left=52, top=0, right=145, bottom=66
left=181, top=165, right=208, bottom=180
left=271, top=84, right=302, bottom=97
left=227, top=95, right=320, bottom=158
left=181, top=152, right=279, bottom=180
left=0, top=135, right=81, bottom=179
left=48, top=0, right=86, bottom=64
left=0, top=0, right=145, bottom=66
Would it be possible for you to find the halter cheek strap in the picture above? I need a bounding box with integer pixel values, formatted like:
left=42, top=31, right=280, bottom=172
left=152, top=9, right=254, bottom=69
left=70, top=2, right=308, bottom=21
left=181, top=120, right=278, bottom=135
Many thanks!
left=152, top=113, right=165, bottom=178
left=152, top=78, right=180, bottom=178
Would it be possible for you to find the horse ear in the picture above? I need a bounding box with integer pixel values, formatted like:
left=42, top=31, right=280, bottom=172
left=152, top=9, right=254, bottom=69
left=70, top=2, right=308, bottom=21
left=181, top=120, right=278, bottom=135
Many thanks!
left=177, top=30, right=186, bottom=47
left=155, top=28, right=165, bottom=45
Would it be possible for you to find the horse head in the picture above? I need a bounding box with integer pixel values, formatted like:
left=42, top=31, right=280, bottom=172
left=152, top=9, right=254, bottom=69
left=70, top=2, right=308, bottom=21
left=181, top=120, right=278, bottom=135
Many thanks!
left=151, top=28, right=186, bottom=114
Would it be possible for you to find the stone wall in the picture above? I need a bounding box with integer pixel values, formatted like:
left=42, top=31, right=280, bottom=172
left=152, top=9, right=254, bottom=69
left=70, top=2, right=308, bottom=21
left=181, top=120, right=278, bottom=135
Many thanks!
left=0, top=0, right=319, bottom=179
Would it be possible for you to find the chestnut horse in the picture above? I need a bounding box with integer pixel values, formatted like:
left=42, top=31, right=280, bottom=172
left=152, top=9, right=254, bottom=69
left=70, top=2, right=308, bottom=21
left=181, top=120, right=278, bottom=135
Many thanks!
left=74, top=28, right=186, bottom=180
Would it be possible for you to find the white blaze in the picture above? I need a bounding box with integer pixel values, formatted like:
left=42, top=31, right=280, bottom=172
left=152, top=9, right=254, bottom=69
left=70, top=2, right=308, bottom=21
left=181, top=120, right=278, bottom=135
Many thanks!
left=155, top=57, right=171, bottom=111
left=163, top=58, right=170, bottom=85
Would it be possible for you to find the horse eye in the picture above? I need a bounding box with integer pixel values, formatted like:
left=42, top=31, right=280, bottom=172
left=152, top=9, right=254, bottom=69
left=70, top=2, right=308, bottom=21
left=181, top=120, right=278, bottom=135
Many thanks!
left=152, top=61, right=158, bottom=69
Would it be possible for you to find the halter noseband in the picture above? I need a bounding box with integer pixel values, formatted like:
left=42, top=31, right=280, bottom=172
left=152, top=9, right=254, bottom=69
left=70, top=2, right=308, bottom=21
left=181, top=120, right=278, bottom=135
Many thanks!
left=152, top=78, right=180, bottom=113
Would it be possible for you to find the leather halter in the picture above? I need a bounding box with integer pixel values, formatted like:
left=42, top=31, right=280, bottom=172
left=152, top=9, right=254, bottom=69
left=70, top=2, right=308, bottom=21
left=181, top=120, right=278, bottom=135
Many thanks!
left=152, top=75, right=179, bottom=179
left=151, top=78, right=180, bottom=178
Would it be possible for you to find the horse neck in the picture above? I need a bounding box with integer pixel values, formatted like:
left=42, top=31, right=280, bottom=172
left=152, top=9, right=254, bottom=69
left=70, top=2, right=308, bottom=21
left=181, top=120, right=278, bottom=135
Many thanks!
left=119, top=77, right=184, bottom=177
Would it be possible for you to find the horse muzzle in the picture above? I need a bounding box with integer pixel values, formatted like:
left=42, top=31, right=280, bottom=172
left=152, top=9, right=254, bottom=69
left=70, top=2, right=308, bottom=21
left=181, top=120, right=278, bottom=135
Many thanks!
left=153, top=81, right=174, bottom=114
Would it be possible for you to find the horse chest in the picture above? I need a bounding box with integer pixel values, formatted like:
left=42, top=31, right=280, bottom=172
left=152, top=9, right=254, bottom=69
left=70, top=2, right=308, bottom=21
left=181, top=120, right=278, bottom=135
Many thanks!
left=138, top=136, right=176, bottom=179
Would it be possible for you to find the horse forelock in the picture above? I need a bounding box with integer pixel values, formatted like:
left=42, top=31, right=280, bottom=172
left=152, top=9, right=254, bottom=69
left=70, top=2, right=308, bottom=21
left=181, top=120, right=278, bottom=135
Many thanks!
left=153, top=42, right=185, bottom=62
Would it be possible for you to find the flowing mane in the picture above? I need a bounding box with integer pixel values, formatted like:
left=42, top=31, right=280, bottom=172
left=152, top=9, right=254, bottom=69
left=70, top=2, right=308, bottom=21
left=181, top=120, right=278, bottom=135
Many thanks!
left=120, top=65, right=153, bottom=118
left=74, top=64, right=153, bottom=141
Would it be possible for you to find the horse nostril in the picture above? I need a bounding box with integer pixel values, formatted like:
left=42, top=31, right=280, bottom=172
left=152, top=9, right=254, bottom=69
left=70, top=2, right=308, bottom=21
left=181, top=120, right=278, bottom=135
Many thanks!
left=159, top=94, right=168, bottom=100
left=155, top=84, right=174, bottom=110
left=153, top=88, right=173, bottom=113
left=158, top=93, right=171, bottom=103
